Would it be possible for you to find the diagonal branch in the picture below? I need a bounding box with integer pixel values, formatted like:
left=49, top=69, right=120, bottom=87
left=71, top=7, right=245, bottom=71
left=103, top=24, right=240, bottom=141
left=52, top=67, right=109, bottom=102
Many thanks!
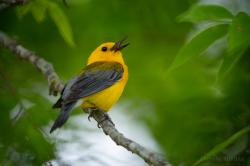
left=0, top=31, right=64, bottom=96
left=0, top=31, right=170, bottom=166
left=92, top=110, right=169, bottom=166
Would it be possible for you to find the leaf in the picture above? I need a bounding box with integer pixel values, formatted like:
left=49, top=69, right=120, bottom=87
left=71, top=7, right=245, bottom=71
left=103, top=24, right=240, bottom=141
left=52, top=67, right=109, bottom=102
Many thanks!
left=16, top=3, right=32, bottom=19
left=31, top=0, right=47, bottom=23
left=16, top=0, right=46, bottom=22
left=218, top=47, right=247, bottom=80
left=218, top=12, right=250, bottom=78
left=47, top=1, right=75, bottom=47
left=178, top=5, right=233, bottom=23
left=228, top=12, right=250, bottom=53
left=193, top=126, right=250, bottom=166
left=16, top=0, right=74, bottom=46
left=169, top=24, right=228, bottom=71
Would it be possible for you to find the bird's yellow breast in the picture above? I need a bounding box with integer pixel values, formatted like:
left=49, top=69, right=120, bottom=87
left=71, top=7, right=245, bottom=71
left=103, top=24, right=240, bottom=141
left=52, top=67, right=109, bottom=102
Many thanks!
left=81, top=65, right=128, bottom=111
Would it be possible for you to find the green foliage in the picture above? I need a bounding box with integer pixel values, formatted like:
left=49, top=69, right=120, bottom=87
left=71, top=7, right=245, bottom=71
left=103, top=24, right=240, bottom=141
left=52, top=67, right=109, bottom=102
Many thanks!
left=46, top=1, right=75, bottom=47
left=0, top=86, right=54, bottom=165
left=30, top=0, right=47, bottom=23
left=193, top=126, right=250, bottom=166
left=16, top=0, right=75, bottom=47
left=228, top=12, right=250, bottom=53
left=169, top=24, right=228, bottom=71
left=0, top=50, right=55, bottom=165
left=178, top=4, right=233, bottom=23
left=172, top=4, right=250, bottom=80
left=217, top=12, right=250, bottom=79
left=168, top=3, right=250, bottom=165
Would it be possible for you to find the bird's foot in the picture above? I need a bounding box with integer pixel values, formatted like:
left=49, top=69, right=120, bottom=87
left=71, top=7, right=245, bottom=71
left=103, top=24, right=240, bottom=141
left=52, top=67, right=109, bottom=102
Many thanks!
left=97, top=111, right=115, bottom=128
left=86, top=107, right=98, bottom=121
left=84, top=108, right=114, bottom=128
left=88, top=111, right=94, bottom=121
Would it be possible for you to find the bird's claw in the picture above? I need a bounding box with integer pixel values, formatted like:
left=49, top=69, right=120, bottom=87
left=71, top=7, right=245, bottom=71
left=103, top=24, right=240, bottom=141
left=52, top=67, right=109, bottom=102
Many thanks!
left=85, top=108, right=114, bottom=128
left=86, top=107, right=98, bottom=121
left=88, top=111, right=94, bottom=121
left=97, top=113, right=114, bottom=128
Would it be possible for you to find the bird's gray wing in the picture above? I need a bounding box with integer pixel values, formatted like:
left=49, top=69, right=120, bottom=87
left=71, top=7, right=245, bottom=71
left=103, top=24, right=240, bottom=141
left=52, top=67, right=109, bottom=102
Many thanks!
left=50, top=61, right=124, bottom=133
left=66, top=61, right=124, bottom=102
left=52, top=76, right=78, bottom=109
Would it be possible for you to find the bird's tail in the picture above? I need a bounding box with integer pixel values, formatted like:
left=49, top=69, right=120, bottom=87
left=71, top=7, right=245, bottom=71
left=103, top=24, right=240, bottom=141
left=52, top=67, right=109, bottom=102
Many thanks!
left=50, top=110, right=69, bottom=133
left=52, top=97, right=63, bottom=109
left=50, top=102, right=76, bottom=133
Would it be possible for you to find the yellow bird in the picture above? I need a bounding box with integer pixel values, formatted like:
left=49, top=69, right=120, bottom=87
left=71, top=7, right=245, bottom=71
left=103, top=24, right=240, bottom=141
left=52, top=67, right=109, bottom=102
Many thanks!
left=50, top=37, right=129, bottom=133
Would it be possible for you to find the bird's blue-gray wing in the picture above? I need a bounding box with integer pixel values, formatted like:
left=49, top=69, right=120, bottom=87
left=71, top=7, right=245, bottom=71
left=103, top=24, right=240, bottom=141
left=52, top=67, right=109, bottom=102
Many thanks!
left=50, top=61, right=124, bottom=133
left=67, top=62, right=123, bottom=101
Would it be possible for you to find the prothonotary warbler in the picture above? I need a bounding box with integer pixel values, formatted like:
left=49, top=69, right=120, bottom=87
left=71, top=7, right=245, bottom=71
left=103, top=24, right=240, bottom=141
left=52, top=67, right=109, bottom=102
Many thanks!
left=50, top=37, right=129, bottom=133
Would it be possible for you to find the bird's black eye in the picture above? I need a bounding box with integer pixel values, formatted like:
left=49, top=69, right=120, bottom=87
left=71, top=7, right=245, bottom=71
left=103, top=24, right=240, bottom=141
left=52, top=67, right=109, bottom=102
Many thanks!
left=101, top=47, right=108, bottom=52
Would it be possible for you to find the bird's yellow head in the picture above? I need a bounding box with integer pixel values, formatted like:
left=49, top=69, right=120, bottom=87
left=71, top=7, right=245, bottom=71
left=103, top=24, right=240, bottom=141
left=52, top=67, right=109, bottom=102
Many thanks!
left=87, top=37, right=129, bottom=65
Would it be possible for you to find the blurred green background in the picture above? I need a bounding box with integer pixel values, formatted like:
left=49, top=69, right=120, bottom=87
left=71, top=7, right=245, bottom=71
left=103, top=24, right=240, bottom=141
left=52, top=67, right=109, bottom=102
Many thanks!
left=0, top=0, right=250, bottom=165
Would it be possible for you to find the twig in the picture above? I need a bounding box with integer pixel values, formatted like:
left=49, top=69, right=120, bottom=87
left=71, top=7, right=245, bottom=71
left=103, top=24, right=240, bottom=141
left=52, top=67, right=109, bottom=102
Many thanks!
left=0, top=0, right=28, bottom=11
left=91, top=110, right=169, bottom=166
left=0, top=31, right=170, bottom=166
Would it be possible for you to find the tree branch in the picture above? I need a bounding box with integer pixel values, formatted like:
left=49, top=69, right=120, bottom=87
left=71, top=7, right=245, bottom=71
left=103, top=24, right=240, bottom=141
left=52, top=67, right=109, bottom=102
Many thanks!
left=0, top=31, right=64, bottom=96
left=0, top=31, right=170, bottom=166
left=91, top=110, right=169, bottom=166
left=0, top=0, right=28, bottom=11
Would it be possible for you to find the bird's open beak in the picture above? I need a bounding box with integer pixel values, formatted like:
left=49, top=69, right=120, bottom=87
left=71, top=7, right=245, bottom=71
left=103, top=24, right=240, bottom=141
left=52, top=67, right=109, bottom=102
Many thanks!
left=111, top=36, right=129, bottom=52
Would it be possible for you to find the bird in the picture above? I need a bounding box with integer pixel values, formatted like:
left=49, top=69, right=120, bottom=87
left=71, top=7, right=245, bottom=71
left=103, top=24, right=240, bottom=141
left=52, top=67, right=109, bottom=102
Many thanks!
left=50, top=37, right=129, bottom=133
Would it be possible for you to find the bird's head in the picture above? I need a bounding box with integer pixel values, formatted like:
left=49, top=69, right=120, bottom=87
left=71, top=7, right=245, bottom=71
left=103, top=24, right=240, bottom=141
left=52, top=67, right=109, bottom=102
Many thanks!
left=87, top=37, right=129, bottom=65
